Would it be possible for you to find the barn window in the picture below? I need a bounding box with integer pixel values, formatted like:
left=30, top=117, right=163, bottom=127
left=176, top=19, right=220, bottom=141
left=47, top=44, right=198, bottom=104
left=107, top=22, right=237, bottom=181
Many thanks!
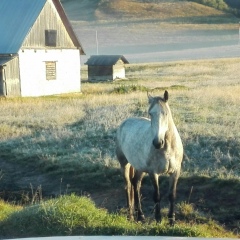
left=45, top=61, right=56, bottom=80
left=45, top=30, right=57, bottom=47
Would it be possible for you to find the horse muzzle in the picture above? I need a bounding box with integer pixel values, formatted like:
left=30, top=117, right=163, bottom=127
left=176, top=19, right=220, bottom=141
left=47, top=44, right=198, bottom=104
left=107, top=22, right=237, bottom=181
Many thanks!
left=152, top=138, right=165, bottom=149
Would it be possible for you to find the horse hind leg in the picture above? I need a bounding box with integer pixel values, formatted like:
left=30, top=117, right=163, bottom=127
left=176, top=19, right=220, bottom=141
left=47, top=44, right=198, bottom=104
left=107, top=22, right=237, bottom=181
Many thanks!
left=116, top=147, right=135, bottom=220
left=124, top=164, right=135, bottom=220
left=132, top=170, right=145, bottom=222
left=168, top=171, right=180, bottom=226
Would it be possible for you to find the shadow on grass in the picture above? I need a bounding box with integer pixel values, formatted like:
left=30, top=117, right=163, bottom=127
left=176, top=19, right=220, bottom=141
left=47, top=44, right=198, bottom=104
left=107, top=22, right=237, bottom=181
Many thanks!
left=0, top=117, right=120, bottom=203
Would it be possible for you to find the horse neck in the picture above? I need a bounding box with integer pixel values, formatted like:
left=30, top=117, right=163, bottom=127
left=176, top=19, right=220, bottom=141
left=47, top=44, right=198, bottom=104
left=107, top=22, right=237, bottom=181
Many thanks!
left=165, top=104, right=177, bottom=140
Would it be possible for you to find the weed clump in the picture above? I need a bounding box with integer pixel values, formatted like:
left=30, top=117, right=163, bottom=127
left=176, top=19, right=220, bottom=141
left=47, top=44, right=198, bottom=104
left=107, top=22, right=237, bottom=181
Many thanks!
left=112, top=84, right=149, bottom=94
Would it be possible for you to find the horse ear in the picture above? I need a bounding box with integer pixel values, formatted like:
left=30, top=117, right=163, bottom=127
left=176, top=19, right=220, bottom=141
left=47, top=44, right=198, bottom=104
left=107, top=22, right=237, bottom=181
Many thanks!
left=164, top=90, right=169, bottom=102
left=147, top=91, right=154, bottom=103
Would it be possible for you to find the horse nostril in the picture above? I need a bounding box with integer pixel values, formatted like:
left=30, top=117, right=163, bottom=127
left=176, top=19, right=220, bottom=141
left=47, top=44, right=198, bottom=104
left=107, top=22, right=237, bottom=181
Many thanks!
left=152, top=139, right=161, bottom=149
left=152, top=139, right=164, bottom=149
left=153, top=142, right=160, bottom=149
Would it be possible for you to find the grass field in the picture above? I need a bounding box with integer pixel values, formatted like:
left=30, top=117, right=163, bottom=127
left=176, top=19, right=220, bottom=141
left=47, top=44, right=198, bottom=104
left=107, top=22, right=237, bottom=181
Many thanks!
left=0, top=0, right=239, bottom=238
left=0, top=58, right=239, bottom=238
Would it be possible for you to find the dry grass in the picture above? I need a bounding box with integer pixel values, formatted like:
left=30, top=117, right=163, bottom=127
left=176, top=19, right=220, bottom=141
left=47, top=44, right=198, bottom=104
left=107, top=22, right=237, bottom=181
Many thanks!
left=0, top=59, right=239, bottom=180
left=81, top=58, right=240, bottom=178
left=126, top=59, right=240, bottom=91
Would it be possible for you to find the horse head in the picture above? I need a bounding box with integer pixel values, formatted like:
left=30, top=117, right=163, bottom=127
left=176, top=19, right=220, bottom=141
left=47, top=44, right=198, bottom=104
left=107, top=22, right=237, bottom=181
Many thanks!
left=148, top=91, right=169, bottom=149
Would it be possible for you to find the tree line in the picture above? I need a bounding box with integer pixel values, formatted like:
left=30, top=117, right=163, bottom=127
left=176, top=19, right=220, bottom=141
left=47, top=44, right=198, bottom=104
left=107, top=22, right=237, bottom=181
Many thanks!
left=186, top=0, right=240, bottom=17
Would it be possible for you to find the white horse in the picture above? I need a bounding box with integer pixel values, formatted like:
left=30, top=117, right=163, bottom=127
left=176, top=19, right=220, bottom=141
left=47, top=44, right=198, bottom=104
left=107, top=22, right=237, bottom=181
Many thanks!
left=116, top=91, right=183, bottom=225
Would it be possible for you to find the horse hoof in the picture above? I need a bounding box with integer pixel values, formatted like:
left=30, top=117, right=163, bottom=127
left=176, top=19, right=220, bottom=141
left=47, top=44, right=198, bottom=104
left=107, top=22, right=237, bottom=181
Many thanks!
left=168, top=213, right=175, bottom=226
left=137, top=214, right=145, bottom=222
left=155, top=214, right=162, bottom=223
left=168, top=218, right=175, bottom=226
left=128, top=215, right=135, bottom=221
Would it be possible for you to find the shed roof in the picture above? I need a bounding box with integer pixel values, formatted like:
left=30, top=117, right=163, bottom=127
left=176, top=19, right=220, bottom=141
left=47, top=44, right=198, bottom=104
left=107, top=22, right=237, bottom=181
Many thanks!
left=85, top=55, right=129, bottom=66
left=0, top=0, right=85, bottom=54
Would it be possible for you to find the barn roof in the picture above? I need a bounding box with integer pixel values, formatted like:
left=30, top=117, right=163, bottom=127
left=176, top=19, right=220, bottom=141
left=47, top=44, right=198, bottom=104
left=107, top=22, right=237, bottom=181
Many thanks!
left=85, top=55, right=129, bottom=66
left=0, top=0, right=85, bottom=54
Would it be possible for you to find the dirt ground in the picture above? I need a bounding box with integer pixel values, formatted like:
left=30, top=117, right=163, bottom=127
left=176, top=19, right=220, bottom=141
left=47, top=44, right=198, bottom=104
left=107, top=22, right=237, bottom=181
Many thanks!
left=0, top=156, right=240, bottom=234
left=0, top=156, right=172, bottom=221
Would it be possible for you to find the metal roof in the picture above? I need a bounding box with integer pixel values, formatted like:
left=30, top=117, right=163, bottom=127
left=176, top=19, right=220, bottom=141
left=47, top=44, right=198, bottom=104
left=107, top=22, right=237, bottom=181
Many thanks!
left=85, top=55, right=129, bottom=66
left=0, top=56, right=17, bottom=66
left=0, top=0, right=85, bottom=55
left=0, top=0, right=46, bottom=54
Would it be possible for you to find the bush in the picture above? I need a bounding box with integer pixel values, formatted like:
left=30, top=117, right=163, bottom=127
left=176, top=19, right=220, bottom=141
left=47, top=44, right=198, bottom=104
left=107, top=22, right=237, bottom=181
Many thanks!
left=186, top=0, right=229, bottom=11
left=112, top=84, right=149, bottom=94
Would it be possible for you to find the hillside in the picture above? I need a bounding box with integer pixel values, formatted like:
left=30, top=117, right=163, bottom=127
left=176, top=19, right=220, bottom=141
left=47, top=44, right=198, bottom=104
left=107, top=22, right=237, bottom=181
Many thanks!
left=61, top=0, right=235, bottom=22
left=61, top=0, right=240, bottom=63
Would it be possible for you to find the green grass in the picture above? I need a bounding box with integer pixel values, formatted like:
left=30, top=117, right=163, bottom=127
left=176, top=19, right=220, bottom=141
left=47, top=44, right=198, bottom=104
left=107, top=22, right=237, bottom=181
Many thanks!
left=0, top=58, right=240, bottom=237
left=0, top=194, right=236, bottom=238
left=0, top=200, right=22, bottom=222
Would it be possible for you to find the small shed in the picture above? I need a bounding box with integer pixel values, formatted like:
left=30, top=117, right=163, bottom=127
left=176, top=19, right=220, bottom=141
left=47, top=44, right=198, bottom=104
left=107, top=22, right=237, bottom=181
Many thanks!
left=85, top=55, right=129, bottom=82
left=0, top=0, right=85, bottom=97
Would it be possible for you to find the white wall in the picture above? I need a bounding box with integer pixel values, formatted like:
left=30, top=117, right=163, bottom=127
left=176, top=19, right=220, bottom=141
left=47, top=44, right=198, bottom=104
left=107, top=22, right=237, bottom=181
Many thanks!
left=113, top=66, right=125, bottom=80
left=18, top=49, right=81, bottom=97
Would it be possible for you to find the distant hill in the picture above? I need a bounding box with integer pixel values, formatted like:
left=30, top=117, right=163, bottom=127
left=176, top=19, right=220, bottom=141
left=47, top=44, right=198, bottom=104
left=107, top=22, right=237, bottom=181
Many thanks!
left=61, top=0, right=236, bottom=22
left=60, top=0, right=239, bottom=64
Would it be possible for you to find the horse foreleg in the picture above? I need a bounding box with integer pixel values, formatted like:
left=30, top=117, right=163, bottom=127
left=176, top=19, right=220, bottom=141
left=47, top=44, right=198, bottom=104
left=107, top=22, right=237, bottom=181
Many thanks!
left=133, top=171, right=145, bottom=221
left=150, top=173, right=161, bottom=222
left=168, top=171, right=180, bottom=226
left=124, top=164, right=135, bottom=220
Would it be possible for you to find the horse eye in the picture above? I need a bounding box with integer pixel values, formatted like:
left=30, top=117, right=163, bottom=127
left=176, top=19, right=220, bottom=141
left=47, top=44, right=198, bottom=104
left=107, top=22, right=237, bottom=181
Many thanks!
left=162, top=110, right=167, bottom=116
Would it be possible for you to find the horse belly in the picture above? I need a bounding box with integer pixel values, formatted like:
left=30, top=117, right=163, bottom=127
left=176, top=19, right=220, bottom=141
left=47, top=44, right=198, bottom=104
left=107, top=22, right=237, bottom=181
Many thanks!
left=123, top=148, right=175, bottom=174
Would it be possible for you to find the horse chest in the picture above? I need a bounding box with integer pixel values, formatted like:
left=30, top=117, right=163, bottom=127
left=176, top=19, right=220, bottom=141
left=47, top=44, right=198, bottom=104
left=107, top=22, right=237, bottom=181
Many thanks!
left=147, top=150, right=176, bottom=174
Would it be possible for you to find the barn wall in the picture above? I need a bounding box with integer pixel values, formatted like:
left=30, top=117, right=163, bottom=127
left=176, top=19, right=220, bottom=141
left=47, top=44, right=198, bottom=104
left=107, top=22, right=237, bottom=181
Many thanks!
left=0, top=67, right=3, bottom=95
left=1, top=58, right=21, bottom=97
left=18, top=49, right=80, bottom=97
left=22, top=0, right=75, bottom=49
left=88, top=65, right=113, bottom=81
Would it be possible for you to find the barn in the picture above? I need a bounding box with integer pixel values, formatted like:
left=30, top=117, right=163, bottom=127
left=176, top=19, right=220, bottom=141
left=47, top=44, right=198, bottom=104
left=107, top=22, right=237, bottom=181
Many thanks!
left=85, top=55, right=129, bottom=82
left=0, top=0, right=85, bottom=97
